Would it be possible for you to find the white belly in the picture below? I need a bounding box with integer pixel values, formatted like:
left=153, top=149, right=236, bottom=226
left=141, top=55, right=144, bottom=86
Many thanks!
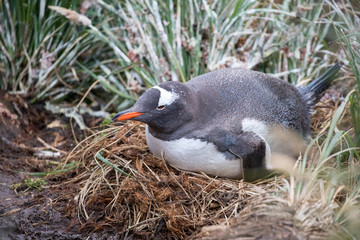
left=145, top=126, right=242, bottom=178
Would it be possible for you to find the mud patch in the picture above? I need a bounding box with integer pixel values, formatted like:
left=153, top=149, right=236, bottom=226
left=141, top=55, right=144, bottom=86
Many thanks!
left=0, top=91, right=90, bottom=239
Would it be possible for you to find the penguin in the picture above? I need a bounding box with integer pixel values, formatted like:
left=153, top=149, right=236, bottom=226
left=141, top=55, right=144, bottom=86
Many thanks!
left=112, top=63, right=341, bottom=179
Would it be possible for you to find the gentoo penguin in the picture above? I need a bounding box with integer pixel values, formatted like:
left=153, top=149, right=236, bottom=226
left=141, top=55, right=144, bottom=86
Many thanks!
left=113, top=63, right=341, bottom=179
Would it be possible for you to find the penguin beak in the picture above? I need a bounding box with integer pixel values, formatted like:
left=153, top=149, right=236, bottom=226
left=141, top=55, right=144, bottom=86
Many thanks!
left=112, top=109, right=144, bottom=121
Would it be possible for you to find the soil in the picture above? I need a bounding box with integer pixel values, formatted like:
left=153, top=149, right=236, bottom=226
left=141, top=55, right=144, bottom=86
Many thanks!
left=0, top=91, right=104, bottom=240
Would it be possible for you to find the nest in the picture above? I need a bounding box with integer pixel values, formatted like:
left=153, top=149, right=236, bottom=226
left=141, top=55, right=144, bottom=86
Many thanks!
left=65, top=122, right=275, bottom=239
left=65, top=92, right=347, bottom=239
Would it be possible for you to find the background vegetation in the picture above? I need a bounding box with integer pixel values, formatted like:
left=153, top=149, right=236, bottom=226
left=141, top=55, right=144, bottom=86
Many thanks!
left=1, top=0, right=352, bottom=109
left=1, top=0, right=359, bottom=238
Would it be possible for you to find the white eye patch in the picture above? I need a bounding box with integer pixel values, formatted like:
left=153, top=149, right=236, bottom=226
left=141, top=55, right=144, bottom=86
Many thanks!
left=153, top=86, right=179, bottom=106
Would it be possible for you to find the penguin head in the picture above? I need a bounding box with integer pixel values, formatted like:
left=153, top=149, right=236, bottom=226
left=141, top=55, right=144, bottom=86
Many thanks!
left=113, top=81, right=194, bottom=133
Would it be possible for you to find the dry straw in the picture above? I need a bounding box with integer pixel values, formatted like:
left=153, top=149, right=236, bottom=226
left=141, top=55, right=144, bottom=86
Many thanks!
left=66, top=122, right=277, bottom=238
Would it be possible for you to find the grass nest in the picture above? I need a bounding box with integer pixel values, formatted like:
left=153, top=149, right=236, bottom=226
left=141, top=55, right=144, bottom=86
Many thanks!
left=65, top=122, right=278, bottom=239
left=61, top=91, right=352, bottom=239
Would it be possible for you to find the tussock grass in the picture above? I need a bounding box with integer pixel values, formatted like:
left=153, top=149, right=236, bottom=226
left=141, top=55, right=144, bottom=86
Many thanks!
left=1, top=0, right=343, bottom=112
left=332, top=0, right=360, bottom=146
left=0, top=0, right=87, bottom=97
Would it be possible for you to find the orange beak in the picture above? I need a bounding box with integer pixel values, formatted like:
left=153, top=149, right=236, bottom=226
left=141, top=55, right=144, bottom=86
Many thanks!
left=112, top=110, right=144, bottom=121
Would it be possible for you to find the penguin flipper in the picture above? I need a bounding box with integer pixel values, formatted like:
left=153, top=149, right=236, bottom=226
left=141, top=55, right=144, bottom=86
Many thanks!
left=228, top=132, right=267, bottom=169
left=202, top=130, right=267, bottom=169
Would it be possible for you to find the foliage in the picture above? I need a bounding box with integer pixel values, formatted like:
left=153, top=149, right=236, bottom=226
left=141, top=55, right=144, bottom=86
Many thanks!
left=0, top=0, right=85, bottom=96
left=10, top=177, right=47, bottom=193
left=331, top=0, right=360, bottom=146
left=101, top=112, right=116, bottom=126
left=1, top=0, right=341, bottom=113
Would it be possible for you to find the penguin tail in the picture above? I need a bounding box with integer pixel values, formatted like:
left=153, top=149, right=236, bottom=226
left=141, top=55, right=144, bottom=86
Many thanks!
left=299, top=62, right=341, bottom=107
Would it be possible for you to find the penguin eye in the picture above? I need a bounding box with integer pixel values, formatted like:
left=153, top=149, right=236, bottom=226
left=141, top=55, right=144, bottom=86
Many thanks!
left=156, top=105, right=165, bottom=110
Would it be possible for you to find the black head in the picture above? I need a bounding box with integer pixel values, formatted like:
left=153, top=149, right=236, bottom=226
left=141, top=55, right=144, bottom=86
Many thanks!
left=113, top=81, right=195, bottom=133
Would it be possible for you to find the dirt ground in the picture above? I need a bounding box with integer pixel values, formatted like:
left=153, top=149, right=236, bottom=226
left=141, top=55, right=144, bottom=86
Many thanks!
left=0, top=91, right=108, bottom=240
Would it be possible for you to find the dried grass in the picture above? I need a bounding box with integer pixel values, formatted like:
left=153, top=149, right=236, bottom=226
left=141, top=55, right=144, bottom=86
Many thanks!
left=65, top=122, right=278, bottom=238
left=194, top=195, right=336, bottom=240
